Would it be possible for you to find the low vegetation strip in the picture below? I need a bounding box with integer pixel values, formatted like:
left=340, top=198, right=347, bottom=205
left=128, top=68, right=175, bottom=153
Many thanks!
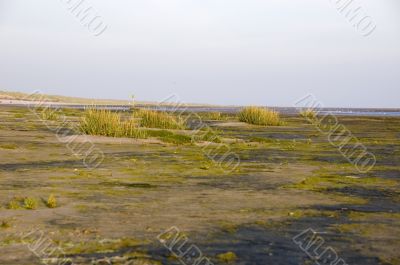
left=145, top=129, right=192, bottom=145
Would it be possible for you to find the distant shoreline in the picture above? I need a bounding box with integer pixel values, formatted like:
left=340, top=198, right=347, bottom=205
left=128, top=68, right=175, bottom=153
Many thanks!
left=1, top=99, right=400, bottom=117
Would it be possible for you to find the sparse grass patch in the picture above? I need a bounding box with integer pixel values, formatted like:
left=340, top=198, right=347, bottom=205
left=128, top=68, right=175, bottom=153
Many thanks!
left=249, top=137, right=275, bottom=143
left=40, top=108, right=59, bottom=120
left=13, top=113, right=25, bottom=119
left=199, top=112, right=225, bottom=120
left=60, top=108, right=82, bottom=117
left=238, top=107, right=282, bottom=126
left=195, top=130, right=222, bottom=143
left=119, top=119, right=147, bottom=138
left=64, top=238, right=142, bottom=255
left=136, top=109, right=186, bottom=129
left=207, top=112, right=223, bottom=120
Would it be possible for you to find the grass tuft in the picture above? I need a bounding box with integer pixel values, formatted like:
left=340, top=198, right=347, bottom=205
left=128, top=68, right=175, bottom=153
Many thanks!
left=299, top=109, right=317, bottom=120
left=79, top=108, right=146, bottom=138
left=80, top=108, right=121, bottom=136
left=238, top=106, right=281, bottom=126
left=46, top=194, right=57, bottom=208
left=136, top=109, right=186, bottom=129
left=23, top=197, right=38, bottom=210
left=7, top=199, right=21, bottom=210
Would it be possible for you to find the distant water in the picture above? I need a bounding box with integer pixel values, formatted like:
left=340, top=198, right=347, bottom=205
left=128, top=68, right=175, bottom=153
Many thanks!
left=143, top=105, right=400, bottom=117
left=316, top=110, right=400, bottom=117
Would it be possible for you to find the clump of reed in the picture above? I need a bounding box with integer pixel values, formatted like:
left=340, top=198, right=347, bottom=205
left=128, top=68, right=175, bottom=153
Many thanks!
left=299, top=109, right=317, bottom=120
left=238, top=106, right=281, bottom=126
left=79, top=108, right=146, bottom=138
left=136, top=109, right=186, bottom=130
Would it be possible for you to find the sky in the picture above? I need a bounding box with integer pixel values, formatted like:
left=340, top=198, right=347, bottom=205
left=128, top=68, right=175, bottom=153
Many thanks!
left=0, top=0, right=399, bottom=108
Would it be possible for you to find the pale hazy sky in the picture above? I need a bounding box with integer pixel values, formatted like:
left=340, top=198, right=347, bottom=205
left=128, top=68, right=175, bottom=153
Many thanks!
left=1, top=0, right=399, bottom=107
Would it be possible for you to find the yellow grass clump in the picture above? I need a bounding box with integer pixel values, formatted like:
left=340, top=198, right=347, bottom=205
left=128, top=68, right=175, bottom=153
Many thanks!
left=79, top=108, right=146, bottom=138
left=299, top=109, right=317, bottom=120
left=238, top=106, right=281, bottom=126
left=23, top=197, right=38, bottom=210
left=136, top=109, right=186, bottom=129
left=46, top=194, right=57, bottom=208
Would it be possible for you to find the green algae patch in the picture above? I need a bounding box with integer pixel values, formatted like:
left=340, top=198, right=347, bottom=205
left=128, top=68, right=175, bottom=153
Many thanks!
left=286, top=209, right=341, bottom=219
left=145, top=129, right=192, bottom=145
left=0, top=143, right=18, bottom=149
left=335, top=223, right=399, bottom=238
left=100, top=181, right=156, bottom=189
left=218, top=221, right=239, bottom=234
left=347, top=211, right=400, bottom=222
left=0, top=219, right=11, bottom=229
left=217, top=251, right=238, bottom=263
left=0, top=235, right=24, bottom=247
left=286, top=173, right=398, bottom=192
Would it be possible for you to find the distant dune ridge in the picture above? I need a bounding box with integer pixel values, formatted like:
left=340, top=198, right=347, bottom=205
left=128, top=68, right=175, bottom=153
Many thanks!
left=0, top=90, right=133, bottom=105
left=0, top=90, right=218, bottom=107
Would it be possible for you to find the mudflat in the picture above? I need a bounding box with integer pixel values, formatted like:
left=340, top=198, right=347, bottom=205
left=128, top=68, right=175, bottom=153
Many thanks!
left=0, top=106, right=399, bottom=265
